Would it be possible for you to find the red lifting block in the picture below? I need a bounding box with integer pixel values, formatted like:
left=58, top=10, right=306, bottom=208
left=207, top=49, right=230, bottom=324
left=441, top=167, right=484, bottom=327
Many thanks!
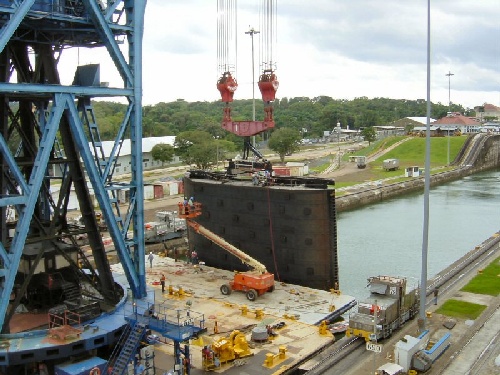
left=217, top=72, right=238, bottom=103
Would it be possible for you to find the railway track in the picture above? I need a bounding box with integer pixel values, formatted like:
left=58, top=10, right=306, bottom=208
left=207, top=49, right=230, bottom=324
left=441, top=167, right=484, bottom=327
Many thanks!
left=425, top=231, right=500, bottom=305
left=300, top=231, right=500, bottom=374
left=437, top=300, right=500, bottom=374
left=297, top=337, right=364, bottom=375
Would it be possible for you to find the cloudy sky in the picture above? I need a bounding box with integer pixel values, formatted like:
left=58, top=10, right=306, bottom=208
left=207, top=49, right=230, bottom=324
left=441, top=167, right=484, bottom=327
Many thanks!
left=61, top=0, right=499, bottom=110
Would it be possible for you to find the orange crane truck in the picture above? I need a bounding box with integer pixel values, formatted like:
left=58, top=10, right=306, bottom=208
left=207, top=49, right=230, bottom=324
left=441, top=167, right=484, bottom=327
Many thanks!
left=178, top=202, right=275, bottom=301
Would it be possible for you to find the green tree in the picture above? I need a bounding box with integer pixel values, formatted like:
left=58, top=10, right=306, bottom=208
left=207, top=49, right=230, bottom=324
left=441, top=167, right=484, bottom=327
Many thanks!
left=151, top=143, right=175, bottom=164
left=174, top=130, right=237, bottom=169
left=361, top=127, right=377, bottom=145
left=268, top=128, right=302, bottom=162
left=186, top=141, right=216, bottom=169
left=214, top=138, right=237, bottom=164
left=90, top=96, right=470, bottom=142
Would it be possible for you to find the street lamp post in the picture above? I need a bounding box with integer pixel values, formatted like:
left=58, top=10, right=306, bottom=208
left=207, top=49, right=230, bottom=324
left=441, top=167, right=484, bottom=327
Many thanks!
left=245, top=27, right=260, bottom=122
left=336, top=122, right=341, bottom=166
left=246, top=27, right=260, bottom=147
left=214, top=136, right=220, bottom=170
left=446, top=71, right=454, bottom=165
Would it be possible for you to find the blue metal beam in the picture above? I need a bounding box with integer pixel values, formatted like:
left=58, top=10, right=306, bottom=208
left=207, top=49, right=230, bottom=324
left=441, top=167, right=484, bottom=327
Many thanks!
left=0, top=83, right=132, bottom=97
left=102, top=105, right=133, bottom=183
left=0, top=243, right=11, bottom=269
left=0, top=133, right=30, bottom=196
left=0, top=196, right=26, bottom=206
left=82, top=0, right=133, bottom=86
left=0, top=93, right=62, bottom=329
left=0, top=0, right=35, bottom=54
left=129, top=0, right=147, bottom=294
left=0, top=0, right=149, bottom=333
left=65, top=96, right=142, bottom=296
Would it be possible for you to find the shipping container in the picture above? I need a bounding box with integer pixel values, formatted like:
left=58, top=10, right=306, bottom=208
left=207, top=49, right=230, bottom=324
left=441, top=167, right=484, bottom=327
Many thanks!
left=144, top=184, right=155, bottom=200
left=153, top=184, right=164, bottom=199
left=286, top=162, right=308, bottom=176
left=273, top=167, right=291, bottom=176
left=169, top=181, right=180, bottom=195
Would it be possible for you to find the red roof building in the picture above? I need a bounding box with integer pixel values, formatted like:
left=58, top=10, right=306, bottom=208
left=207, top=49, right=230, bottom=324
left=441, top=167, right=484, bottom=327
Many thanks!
left=432, top=112, right=480, bottom=133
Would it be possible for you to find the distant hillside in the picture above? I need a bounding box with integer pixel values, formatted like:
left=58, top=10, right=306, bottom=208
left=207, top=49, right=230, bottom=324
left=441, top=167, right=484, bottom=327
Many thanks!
left=90, top=97, right=472, bottom=142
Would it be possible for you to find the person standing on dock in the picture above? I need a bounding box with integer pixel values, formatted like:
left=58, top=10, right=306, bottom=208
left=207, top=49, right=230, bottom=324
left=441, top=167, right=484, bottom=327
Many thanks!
left=160, top=274, right=166, bottom=293
left=148, top=251, right=154, bottom=268
left=191, top=249, right=198, bottom=265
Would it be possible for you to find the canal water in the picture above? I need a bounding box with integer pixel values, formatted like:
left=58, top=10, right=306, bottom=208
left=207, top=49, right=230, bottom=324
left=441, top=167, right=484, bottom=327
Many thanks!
left=337, top=168, right=500, bottom=300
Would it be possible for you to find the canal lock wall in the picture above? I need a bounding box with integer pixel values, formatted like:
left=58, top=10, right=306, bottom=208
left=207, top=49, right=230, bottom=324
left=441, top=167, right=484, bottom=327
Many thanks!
left=336, top=134, right=500, bottom=212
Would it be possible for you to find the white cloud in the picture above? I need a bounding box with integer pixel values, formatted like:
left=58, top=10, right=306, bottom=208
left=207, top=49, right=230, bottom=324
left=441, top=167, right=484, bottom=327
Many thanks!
left=72, top=0, right=500, bottom=109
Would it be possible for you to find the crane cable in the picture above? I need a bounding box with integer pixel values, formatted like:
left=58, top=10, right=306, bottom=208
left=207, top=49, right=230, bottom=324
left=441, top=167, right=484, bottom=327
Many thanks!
left=266, top=187, right=281, bottom=282
left=259, top=0, right=277, bottom=72
left=217, top=0, right=237, bottom=75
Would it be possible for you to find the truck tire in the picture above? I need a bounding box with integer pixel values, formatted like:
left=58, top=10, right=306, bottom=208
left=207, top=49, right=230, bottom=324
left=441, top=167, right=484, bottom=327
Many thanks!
left=220, top=284, right=232, bottom=295
left=268, top=285, right=275, bottom=293
left=246, top=289, right=258, bottom=301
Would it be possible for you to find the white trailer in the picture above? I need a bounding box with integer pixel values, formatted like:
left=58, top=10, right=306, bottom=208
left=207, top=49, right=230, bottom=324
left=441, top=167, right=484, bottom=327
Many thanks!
left=383, top=158, right=399, bottom=171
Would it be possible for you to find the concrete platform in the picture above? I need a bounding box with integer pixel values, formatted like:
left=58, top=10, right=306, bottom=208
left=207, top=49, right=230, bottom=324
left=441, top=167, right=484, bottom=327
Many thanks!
left=440, top=306, right=499, bottom=375
left=118, top=255, right=356, bottom=374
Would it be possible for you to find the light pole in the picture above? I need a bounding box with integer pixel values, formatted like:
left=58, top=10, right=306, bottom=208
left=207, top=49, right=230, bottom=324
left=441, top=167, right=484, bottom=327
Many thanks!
left=245, top=27, right=260, bottom=122
left=446, top=71, right=454, bottom=165
left=245, top=26, right=260, bottom=147
left=336, top=122, right=341, bottom=166
left=214, top=136, right=220, bottom=170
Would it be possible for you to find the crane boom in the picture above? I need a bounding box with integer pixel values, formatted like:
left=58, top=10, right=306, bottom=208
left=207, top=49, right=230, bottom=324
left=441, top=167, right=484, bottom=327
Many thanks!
left=178, top=201, right=275, bottom=301
left=178, top=203, right=268, bottom=274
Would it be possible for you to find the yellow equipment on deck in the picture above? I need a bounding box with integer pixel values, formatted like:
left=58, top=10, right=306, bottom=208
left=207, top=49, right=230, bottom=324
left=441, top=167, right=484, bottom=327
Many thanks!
left=202, top=330, right=253, bottom=370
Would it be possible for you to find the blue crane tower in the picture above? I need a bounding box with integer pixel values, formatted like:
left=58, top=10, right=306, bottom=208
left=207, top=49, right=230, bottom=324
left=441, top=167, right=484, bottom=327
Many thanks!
left=0, top=3, right=205, bottom=373
left=0, top=1, right=147, bottom=333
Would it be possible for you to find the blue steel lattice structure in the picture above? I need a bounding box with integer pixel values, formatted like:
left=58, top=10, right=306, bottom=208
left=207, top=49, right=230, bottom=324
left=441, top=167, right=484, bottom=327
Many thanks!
left=0, top=0, right=147, bottom=334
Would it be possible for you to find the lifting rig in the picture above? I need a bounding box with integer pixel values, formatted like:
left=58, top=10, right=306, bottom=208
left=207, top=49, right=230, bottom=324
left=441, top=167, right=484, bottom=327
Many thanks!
left=178, top=202, right=275, bottom=301
left=217, top=0, right=279, bottom=161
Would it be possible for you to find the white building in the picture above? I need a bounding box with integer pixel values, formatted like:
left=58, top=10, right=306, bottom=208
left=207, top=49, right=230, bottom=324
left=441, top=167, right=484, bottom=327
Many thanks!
left=50, top=136, right=179, bottom=178
left=101, top=136, right=179, bottom=176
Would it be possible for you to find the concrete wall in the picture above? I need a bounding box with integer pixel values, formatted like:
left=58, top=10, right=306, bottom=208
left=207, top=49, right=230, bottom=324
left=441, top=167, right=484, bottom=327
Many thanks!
left=336, top=134, right=500, bottom=212
left=473, top=134, right=500, bottom=172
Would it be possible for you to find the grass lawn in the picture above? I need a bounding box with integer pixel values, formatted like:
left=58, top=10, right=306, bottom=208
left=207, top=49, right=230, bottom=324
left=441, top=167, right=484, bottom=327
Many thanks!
left=264, top=135, right=468, bottom=187
left=436, top=299, right=487, bottom=320
left=371, top=136, right=467, bottom=167
left=334, top=136, right=467, bottom=186
left=461, top=257, right=500, bottom=296
left=436, top=257, right=499, bottom=320
left=310, top=162, right=332, bottom=174
left=367, top=136, right=407, bottom=155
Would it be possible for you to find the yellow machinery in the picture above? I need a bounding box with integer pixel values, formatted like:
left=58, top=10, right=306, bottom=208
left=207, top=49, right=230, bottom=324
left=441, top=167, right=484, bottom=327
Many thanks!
left=202, top=330, right=253, bottom=370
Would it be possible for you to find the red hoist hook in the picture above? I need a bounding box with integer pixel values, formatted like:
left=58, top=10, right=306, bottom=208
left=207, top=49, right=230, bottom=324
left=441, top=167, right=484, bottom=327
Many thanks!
left=258, top=69, right=279, bottom=123
left=258, top=70, right=279, bottom=103
left=217, top=72, right=238, bottom=103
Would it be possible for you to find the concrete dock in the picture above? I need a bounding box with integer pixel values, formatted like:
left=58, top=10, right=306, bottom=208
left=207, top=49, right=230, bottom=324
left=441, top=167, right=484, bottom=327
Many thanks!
left=112, top=255, right=356, bottom=374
